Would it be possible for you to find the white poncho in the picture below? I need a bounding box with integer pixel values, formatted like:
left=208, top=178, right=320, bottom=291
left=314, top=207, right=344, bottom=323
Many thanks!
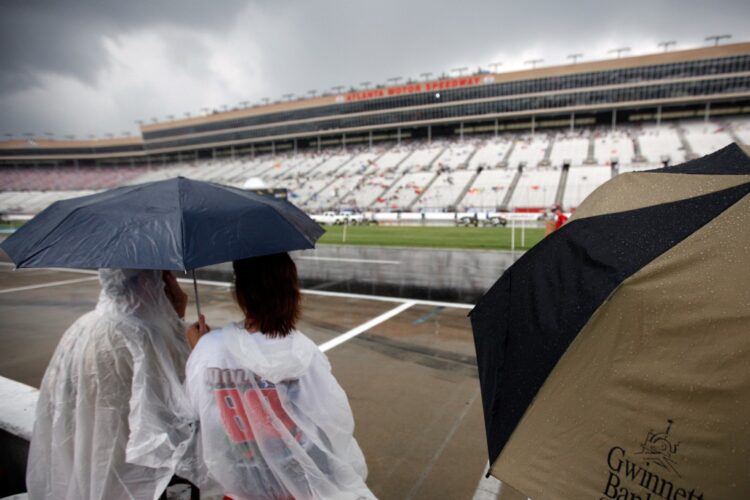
left=27, top=269, right=198, bottom=500
left=186, top=322, right=375, bottom=500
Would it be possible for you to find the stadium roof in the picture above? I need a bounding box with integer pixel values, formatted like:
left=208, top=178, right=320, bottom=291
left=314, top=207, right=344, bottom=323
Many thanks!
left=141, top=42, right=750, bottom=133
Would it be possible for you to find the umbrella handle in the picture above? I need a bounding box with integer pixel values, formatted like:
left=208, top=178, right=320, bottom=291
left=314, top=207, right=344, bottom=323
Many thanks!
left=191, top=269, right=201, bottom=318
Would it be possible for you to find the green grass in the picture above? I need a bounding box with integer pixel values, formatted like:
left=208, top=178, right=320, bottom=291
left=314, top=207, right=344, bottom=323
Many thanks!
left=317, top=225, right=545, bottom=250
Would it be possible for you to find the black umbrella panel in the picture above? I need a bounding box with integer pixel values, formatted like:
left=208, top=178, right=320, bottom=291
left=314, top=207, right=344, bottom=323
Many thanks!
left=470, top=143, right=750, bottom=498
left=1, top=177, right=325, bottom=314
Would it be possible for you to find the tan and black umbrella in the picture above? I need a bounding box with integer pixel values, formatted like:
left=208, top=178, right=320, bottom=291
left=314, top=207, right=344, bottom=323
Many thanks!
left=470, top=143, right=750, bottom=499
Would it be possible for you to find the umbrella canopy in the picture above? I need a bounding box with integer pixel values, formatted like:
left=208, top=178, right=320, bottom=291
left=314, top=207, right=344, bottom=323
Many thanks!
left=1, top=177, right=324, bottom=271
left=470, top=143, right=750, bottom=499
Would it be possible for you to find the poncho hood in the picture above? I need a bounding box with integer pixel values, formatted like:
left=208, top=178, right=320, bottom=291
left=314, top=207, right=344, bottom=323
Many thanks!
left=222, top=322, right=318, bottom=384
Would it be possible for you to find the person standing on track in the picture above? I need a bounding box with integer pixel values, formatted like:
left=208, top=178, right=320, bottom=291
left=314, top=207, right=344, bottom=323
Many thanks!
left=185, top=252, right=375, bottom=500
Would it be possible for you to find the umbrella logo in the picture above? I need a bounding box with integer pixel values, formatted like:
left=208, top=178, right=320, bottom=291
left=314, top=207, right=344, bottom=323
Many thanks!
left=635, top=420, right=681, bottom=477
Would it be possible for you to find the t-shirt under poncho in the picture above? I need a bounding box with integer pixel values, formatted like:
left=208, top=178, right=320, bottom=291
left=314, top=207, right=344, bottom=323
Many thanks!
left=186, top=322, right=376, bottom=500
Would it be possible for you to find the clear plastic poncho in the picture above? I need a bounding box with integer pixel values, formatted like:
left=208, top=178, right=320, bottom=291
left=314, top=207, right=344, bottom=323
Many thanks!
left=185, top=322, right=376, bottom=500
left=27, top=269, right=199, bottom=500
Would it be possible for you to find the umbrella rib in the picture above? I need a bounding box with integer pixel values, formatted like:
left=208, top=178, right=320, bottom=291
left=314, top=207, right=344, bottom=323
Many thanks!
left=177, top=178, right=188, bottom=271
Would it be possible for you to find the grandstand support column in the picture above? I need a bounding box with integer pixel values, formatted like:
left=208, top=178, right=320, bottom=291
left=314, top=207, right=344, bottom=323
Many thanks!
left=501, top=165, right=524, bottom=210
left=531, top=116, right=536, bottom=137
left=452, top=169, right=483, bottom=209
left=272, top=141, right=276, bottom=155
left=343, top=133, right=347, bottom=151
left=460, top=122, right=464, bottom=141
left=584, top=136, right=596, bottom=165
left=428, top=125, right=432, bottom=144
left=570, top=113, right=575, bottom=132
left=501, top=139, right=516, bottom=168
left=554, top=162, right=571, bottom=208
left=368, top=131, right=373, bottom=150
left=656, top=105, right=662, bottom=128
left=251, top=144, right=256, bottom=159
left=293, top=139, right=298, bottom=155
left=408, top=171, right=441, bottom=211
left=317, top=136, right=321, bottom=153
left=676, top=125, right=697, bottom=160
left=494, top=119, right=499, bottom=138
left=397, top=128, right=402, bottom=145
left=704, top=102, right=711, bottom=122
left=611, top=109, right=617, bottom=131
left=231, top=145, right=236, bottom=159
left=212, top=149, right=216, bottom=160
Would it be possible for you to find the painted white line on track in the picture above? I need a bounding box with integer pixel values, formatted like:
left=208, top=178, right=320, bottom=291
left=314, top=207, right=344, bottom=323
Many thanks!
left=0, top=276, right=98, bottom=294
left=297, top=256, right=401, bottom=265
left=318, top=301, right=416, bottom=352
left=406, top=388, right=482, bottom=499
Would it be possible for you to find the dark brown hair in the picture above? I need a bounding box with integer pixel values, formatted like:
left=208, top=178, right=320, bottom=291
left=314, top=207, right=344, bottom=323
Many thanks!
left=232, top=252, right=301, bottom=338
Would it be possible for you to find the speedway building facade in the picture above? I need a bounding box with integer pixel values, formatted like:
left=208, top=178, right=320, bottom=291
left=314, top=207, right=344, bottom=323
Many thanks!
left=1, top=42, right=749, bottom=213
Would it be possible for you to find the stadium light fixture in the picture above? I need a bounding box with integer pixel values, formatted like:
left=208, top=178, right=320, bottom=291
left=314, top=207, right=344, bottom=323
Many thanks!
left=88, top=134, right=97, bottom=139
left=151, top=117, right=158, bottom=123
left=65, top=135, right=75, bottom=140
left=184, top=112, right=191, bottom=118
left=705, top=34, right=731, bottom=46
left=488, top=62, right=503, bottom=73
left=387, top=77, right=402, bottom=85
left=451, top=67, right=469, bottom=76
left=105, top=133, right=114, bottom=138
left=200, top=107, right=210, bottom=115
left=420, top=72, right=433, bottom=81
left=332, top=85, right=345, bottom=93
left=166, top=115, right=175, bottom=120
left=524, top=59, right=544, bottom=69
left=608, top=47, right=631, bottom=58
left=359, top=82, right=372, bottom=89
left=567, top=54, right=583, bottom=64
left=24, top=132, right=34, bottom=138
left=134, top=120, right=144, bottom=126
left=220, top=105, right=228, bottom=111
left=283, top=93, right=294, bottom=101
left=658, top=41, right=676, bottom=52
left=308, top=89, right=318, bottom=97
left=239, top=101, right=249, bottom=108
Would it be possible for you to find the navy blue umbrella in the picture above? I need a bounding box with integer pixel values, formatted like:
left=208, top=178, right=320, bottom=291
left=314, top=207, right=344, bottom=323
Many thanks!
left=1, top=177, right=325, bottom=313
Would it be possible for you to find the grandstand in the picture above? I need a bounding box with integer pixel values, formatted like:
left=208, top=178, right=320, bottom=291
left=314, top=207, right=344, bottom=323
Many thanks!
left=1, top=42, right=749, bottom=216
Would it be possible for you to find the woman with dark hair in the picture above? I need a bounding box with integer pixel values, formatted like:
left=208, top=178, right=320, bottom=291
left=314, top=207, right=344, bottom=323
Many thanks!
left=185, top=253, right=375, bottom=500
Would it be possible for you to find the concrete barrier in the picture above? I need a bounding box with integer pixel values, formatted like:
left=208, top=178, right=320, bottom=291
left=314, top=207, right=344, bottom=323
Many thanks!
left=0, top=377, right=37, bottom=498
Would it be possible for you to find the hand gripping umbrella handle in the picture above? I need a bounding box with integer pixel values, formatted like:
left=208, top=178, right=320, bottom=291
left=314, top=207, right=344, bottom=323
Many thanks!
left=191, top=269, right=201, bottom=318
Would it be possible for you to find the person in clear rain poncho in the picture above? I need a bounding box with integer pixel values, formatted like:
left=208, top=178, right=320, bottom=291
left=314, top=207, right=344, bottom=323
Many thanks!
left=185, top=253, right=375, bottom=500
left=27, top=269, right=200, bottom=500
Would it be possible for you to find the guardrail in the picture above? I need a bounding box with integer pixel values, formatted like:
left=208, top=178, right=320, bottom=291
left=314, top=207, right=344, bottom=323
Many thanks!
left=0, top=376, right=37, bottom=498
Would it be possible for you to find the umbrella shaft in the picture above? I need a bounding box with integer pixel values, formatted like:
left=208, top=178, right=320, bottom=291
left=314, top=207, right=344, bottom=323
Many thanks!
left=192, top=270, right=201, bottom=318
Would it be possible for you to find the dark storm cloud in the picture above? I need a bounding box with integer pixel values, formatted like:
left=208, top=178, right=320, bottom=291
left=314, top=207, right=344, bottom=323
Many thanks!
left=1, top=0, right=749, bottom=136
left=0, top=0, right=248, bottom=93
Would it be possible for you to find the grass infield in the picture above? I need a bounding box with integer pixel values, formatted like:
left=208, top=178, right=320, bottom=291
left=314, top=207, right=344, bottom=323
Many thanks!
left=317, top=225, right=546, bottom=250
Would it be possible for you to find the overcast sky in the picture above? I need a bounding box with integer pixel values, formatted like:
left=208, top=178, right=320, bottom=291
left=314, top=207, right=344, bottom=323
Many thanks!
left=2, top=0, right=749, bottom=139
